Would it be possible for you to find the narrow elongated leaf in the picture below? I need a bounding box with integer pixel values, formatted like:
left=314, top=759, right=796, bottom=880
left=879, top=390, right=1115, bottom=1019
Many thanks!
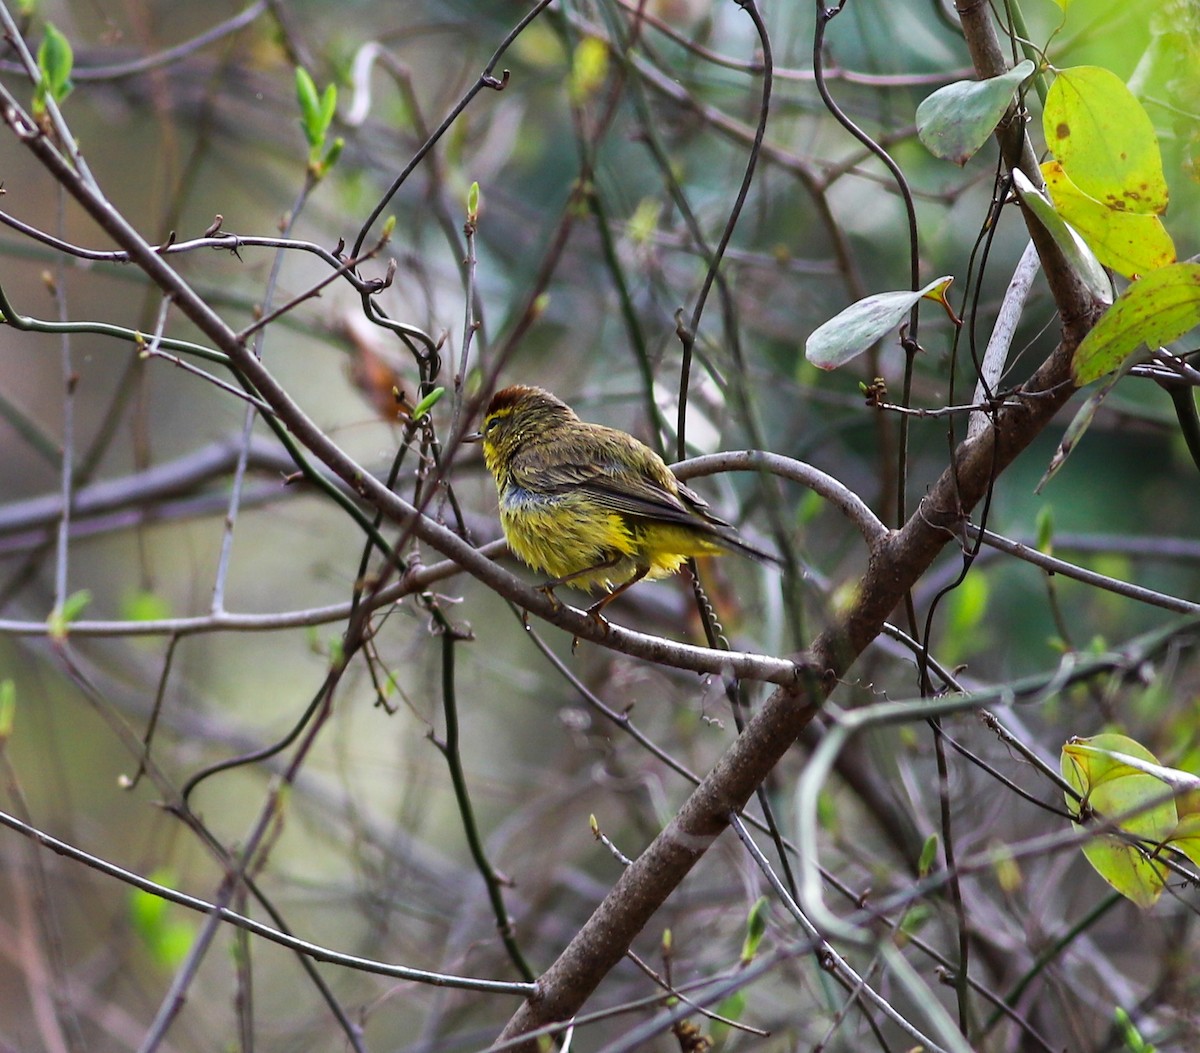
left=805, top=276, right=954, bottom=370
left=1072, top=263, right=1200, bottom=384
left=1037, top=361, right=1129, bottom=491
left=295, top=67, right=321, bottom=141
left=1044, top=65, right=1168, bottom=214
left=1011, top=169, right=1111, bottom=303
left=917, top=60, right=1035, bottom=166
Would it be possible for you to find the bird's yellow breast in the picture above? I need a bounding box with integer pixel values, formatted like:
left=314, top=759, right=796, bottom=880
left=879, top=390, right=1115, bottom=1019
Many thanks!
left=498, top=486, right=722, bottom=592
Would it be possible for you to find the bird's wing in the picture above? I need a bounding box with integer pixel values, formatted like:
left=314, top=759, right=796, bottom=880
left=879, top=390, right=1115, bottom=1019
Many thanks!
left=510, top=434, right=739, bottom=534
left=507, top=432, right=780, bottom=565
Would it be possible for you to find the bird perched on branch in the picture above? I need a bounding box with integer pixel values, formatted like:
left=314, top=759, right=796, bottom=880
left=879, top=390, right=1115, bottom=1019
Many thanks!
left=466, top=384, right=779, bottom=619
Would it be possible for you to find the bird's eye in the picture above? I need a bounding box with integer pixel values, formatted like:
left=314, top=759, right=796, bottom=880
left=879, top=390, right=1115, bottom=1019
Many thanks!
left=485, top=417, right=500, bottom=433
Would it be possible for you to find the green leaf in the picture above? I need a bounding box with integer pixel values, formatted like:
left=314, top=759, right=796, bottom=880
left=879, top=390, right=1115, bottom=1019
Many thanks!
left=35, top=23, right=74, bottom=113
left=1068, top=743, right=1200, bottom=793
left=711, top=991, right=745, bottom=1041
left=570, top=36, right=609, bottom=101
left=1035, top=505, right=1054, bottom=554
left=740, top=896, right=768, bottom=963
left=320, top=136, right=344, bottom=174
left=1042, top=161, right=1175, bottom=279
left=47, top=589, right=91, bottom=640
left=295, top=67, right=321, bottom=138
left=1043, top=66, right=1168, bottom=215
left=122, top=589, right=171, bottom=623
left=948, top=572, right=988, bottom=638
left=295, top=68, right=319, bottom=133
left=1082, top=837, right=1167, bottom=911
left=896, top=904, right=932, bottom=942
left=467, top=181, right=480, bottom=222
left=318, top=83, right=337, bottom=135
left=1012, top=169, right=1112, bottom=304
left=0, top=680, right=15, bottom=741
left=627, top=197, right=661, bottom=245
left=1062, top=733, right=1177, bottom=908
left=1166, top=812, right=1200, bottom=870
left=805, top=276, right=954, bottom=370
left=410, top=386, right=445, bottom=421
left=130, top=871, right=195, bottom=969
left=917, top=60, right=1035, bottom=166
left=1072, top=263, right=1200, bottom=385
left=917, top=833, right=939, bottom=877
left=1114, top=1006, right=1157, bottom=1053
left=296, top=67, right=337, bottom=164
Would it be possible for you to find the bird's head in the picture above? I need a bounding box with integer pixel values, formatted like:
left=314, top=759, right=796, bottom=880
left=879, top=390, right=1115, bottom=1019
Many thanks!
left=465, top=385, right=579, bottom=476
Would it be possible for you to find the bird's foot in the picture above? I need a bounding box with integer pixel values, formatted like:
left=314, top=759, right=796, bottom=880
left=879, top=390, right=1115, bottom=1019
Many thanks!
left=537, top=582, right=565, bottom=611
left=571, top=600, right=613, bottom=653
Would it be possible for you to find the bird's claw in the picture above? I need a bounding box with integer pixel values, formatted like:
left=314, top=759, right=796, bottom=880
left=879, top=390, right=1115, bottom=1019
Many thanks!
left=571, top=604, right=612, bottom=654
left=537, top=583, right=564, bottom=611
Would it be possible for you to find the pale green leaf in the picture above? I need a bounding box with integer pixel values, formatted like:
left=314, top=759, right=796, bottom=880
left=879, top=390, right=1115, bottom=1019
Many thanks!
left=1011, top=169, right=1112, bottom=303
left=916, top=60, right=1035, bottom=166
left=805, top=276, right=954, bottom=371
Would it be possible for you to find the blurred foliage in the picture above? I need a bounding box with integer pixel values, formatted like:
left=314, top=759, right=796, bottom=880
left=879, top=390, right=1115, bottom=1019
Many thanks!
left=0, top=1, right=1198, bottom=1052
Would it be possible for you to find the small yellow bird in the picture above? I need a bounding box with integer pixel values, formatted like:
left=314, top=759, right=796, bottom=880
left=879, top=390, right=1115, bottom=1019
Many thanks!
left=466, top=385, right=778, bottom=618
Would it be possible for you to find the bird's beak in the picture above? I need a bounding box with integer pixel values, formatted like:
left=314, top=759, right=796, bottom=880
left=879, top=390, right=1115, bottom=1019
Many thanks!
left=463, top=430, right=483, bottom=444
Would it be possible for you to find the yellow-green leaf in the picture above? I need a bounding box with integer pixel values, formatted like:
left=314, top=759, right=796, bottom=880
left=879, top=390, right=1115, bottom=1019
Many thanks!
left=1072, top=262, right=1200, bottom=384
left=570, top=36, right=609, bottom=101
left=1042, top=161, right=1174, bottom=279
left=1043, top=66, right=1168, bottom=214
left=0, top=680, right=14, bottom=741
left=1167, top=812, right=1200, bottom=869
left=122, top=589, right=171, bottom=623
left=1062, top=733, right=1177, bottom=908
left=1079, top=835, right=1167, bottom=908
left=627, top=197, right=661, bottom=245
left=47, top=589, right=91, bottom=640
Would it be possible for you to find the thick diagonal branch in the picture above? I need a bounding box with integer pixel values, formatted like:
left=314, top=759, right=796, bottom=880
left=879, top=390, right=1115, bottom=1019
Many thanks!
left=496, top=6, right=1104, bottom=1047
